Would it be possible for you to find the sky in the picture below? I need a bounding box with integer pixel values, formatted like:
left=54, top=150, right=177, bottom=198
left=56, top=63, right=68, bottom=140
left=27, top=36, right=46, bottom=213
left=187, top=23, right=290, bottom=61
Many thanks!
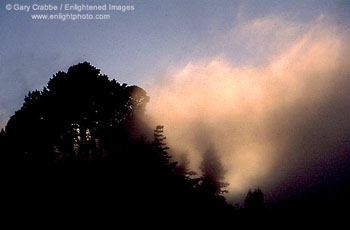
left=1, top=0, right=350, bottom=202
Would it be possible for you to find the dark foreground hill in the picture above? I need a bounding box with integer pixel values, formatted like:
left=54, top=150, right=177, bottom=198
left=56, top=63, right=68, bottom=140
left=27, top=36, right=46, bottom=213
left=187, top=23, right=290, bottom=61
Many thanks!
left=0, top=62, right=246, bottom=225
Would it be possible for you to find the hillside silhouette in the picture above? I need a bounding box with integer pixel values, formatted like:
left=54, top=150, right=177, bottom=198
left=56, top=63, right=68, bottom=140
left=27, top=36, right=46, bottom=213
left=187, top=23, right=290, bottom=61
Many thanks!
left=1, top=62, right=268, bottom=224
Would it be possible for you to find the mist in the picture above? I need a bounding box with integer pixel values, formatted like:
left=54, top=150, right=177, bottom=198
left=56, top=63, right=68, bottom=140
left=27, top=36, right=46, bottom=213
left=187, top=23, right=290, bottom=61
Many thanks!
left=143, top=15, right=350, bottom=202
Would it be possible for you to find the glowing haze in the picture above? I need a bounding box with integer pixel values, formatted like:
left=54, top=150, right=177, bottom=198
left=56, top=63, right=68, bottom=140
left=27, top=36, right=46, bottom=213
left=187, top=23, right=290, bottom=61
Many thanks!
left=144, top=15, right=350, bottom=200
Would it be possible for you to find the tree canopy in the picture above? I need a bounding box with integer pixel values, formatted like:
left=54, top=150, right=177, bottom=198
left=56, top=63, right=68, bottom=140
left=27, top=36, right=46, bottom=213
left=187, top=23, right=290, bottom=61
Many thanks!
left=0, top=62, right=252, bottom=224
left=4, top=62, right=149, bottom=164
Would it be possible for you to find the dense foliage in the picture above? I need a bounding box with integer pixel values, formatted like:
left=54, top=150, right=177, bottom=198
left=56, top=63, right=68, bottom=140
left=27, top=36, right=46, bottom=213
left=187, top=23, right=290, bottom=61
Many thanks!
left=1, top=62, right=265, bottom=224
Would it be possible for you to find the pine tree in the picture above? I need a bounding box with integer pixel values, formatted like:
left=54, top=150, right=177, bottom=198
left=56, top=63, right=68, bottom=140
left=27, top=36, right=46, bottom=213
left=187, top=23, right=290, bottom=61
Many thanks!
left=244, top=188, right=264, bottom=213
left=152, top=125, right=176, bottom=170
left=199, top=147, right=229, bottom=195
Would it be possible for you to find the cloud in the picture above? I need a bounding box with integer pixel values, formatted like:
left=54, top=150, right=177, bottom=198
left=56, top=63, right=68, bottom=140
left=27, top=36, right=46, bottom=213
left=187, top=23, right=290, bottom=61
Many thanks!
left=143, top=15, right=350, bottom=201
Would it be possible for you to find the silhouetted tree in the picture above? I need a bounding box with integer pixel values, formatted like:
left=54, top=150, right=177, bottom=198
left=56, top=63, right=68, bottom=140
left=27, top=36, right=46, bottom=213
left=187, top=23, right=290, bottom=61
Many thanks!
left=199, top=146, right=229, bottom=195
left=4, top=62, right=149, bottom=164
left=0, top=61, right=237, bottom=223
left=186, top=146, right=234, bottom=219
left=0, top=129, right=6, bottom=145
left=0, top=128, right=8, bottom=162
left=175, top=153, right=197, bottom=178
left=153, top=125, right=172, bottom=166
left=244, top=188, right=265, bottom=213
